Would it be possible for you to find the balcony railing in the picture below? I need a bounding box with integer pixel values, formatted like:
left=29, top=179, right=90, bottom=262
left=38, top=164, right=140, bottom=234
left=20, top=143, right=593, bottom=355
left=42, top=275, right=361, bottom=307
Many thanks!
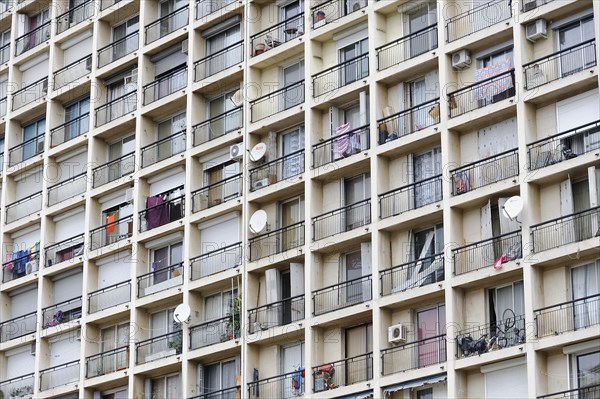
left=136, top=330, right=182, bottom=364
left=196, top=0, right=237, bottom=20
left=86, top=346, right=129, bottom=378
left=249, top=150, right=304, bottom=192
left=248, top=370, right=305, bottom=399
left=190, top=242, right=242, bottom=280
left=191, top=173, right=242, bottom=212
left=56, top=0, right=94, bottom=34
left=39, top=360, right=80, bottom=391
left=143, top=67, right=187, bottom=105
left=446, top=0, right=511, bottom=42
left=145, top=5, right=189, bottom=44
left=313, top=125, right=369, bottom=168
left=0, top=374, right=34, bottom=399
left=137, top=262, right=183, bottom=298
left=250, top=81, right=304, bottom=122
left=313, top=275, right=371, bottom=316
left=535, top=293, right=600, bottom=338
left=8, top=132, right=45, bottom=166
left=0, top=311, right=36, bottom=342
left=380, top=254, right=445, bottom=296
left=312, top=199, right=371, bottom=241
left=42, top=296, right=82, bottom=328
left=5, top=191, right=43, bottom=224
left=88, top=280, right=131, bottom=313
left=0, top=43, right=9, bottom=64
left=95, top=91, right=137, bottom=127
left=192, top=386, right=241, bottom=399
left=448, top=69, right=515, bottom=118
left=139, top=194, right=184, bottom=232
left=453, top=230, right=522, bottom=275
left=312, top=54, right=368, bottom=97
left=50, top=113, right=90, bottom=147
left=379, top=175, right=443, bottom=219
left=0, top=97, right=6, bottom=118
left=450, top=149, right=519, bottom=195
left=89, top=215, right=133, bottom=250
left=100, top=0, right=120, bottom=11
left=189, top=316, right=232, bottom=349
left=98, top=32, right=139, bottom=68
left=537, top=384, right=600, bottom=399
left=381, top=334, right=447, bottom=376
left=530, top=206, right=600, bottom=253
left=248, top=295, right=305, bottom=334
left=2, top=249, right=39, bottom=283
left=312, top=353, right=373, bottom=393
left=47, top=172, right=87, bottom=206
left=311, top=0, right=367, bottom=29
left=15, top=21, right=50, bottom=56
left=53, top=55, right=92, bottom=90
left=377, top=24, right=438, bottom=71
left=251, top=13, right=304, bottom=57
left=528, top=120, right=600, bottom=170
left=141, top=130, right=186, bottom=167
left=12, top=77, right=48, bottom=111
left=192, top=107, right=242, bottom=146
left=194, top=41, right=243, bottom=80
left=378, top=99, right=440, bottom=145
left=522, top=0, right=555, bottom=12
left=456, top=314, right=526, bottom=358
left=248, top=221, right=305, bottom=261
left=524, top=40, right=596, bottom=90
left=92, top=151, right=136, bottom=188
left=44, top=234, right=84, bottom=267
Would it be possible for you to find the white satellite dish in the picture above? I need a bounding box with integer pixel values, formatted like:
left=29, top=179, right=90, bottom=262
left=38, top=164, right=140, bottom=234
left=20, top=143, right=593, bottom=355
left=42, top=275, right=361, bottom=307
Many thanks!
left=502, top=196, right=523, bottom=221
left=249, top=210, right=268, bottom=234
left=174, top=304, right=191, bottom=324
left=249, top=142, right=267, bottom=162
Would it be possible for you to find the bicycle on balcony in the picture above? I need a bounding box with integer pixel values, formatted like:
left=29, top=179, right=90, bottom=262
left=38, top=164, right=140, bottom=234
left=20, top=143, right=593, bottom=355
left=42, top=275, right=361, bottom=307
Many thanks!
left=459, top=309, right=526, bottom=356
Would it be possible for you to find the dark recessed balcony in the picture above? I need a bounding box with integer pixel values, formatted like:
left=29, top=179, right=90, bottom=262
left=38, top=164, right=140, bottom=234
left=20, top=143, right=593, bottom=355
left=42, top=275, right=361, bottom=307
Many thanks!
left=139, top=187, right=184, bottom=232
left=456, top=314, right=526, bottom=359
left=2, top=248, right=39, bottom=283
left=378, top=99, right=441, bottom=145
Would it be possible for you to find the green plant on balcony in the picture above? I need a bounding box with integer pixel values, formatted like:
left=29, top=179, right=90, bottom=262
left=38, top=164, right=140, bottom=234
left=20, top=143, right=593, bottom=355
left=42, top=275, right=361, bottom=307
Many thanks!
left=223, top=295, right=241, bottom=341
left=167, top=334, right=183, bottom=354
left=8, top=384, right=34, bottom=398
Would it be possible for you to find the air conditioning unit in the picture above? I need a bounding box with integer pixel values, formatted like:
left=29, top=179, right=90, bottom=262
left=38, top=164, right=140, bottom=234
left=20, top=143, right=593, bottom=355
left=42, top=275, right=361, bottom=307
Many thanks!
left=526, top=19, right=547, bottom=42
left=452, top=49, right=471, bottom=70
left=125, top=188, right=134, bottom=202
left=181, top=39, right=189, bottom=54
left=253, top=178, right=269, bottom=191
left=388, top=324, right=407, bottom=344
left=347, top=0, right=367, bottom=14
left=25, top=259, right=38, bottom=274
left=124, top=68, right=138, bottom=85
left=230, top=143, right=244, bottom=160
left=523, top=0, right=537, bottom=12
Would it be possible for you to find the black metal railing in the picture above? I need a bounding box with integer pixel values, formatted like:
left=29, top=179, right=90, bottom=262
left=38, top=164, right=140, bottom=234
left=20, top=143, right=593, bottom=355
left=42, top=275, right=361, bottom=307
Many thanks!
left=524, top=40, right=596, bottom=90
left=0, top=374, right=34, bottom=399
left=537, top=384, right=600, bottom=399
left=5, top=191, right=43, bottom=224
left=0, top=43, right=9, bottom=64
left=377, top=24, right=438, bottom=70
left=312, top=54, right=368, bottom=97
left=248, top=370, right=305, bottom=399
left=313, top=125, right=369, bottom=168
left=248, top=222, right=305, bottom=261
left=191, top=173, right=242, bottom=212
left=15, top=21, right=51, bottom=56
left=453, top=230, right=522, bottom=275
left=530, top=206, right=600, bottom=253
left=527, top=120, right=600, bottom=170
left=312, top=353, right=373, bottom=392
left=249, top=150, right=304, bottom=191
left=190, top=242, right=242, bottom=280
left=456, top=314, right=526, bottom=358
left=381, top=334, right=447, bottom=375
left=137, top=262, right=184, bottom=298
left=2, top=249, right=39, bottom=283
left=189, top=316, right=232, bottom=349
left=535, top=293, right=600, bottom=338
left=450, top=149, right=519, bottom=195
left=42, top=296, right=82, bottom=328
left=377, top=99, right=441, bottom=144
left=140, top=130, right=186, bottom=167
left=56, top=0, right=94, bottom=34
left=446, top=0, right=511, bottom=42
left=95, top=91, right=137, bottom=127
left=251, top=13, right=304, bottom=57
left=88, top=280, right=131, bottom=313
left=196, top=0, right=237, bottom=20
left=448, top=69, right=515, bottom=118
left=194, top=41, right=243, bottom=80
left=380, top=253, right=445, bottom=296
left=248, top=295, right=305, bottom=333
left=145, top=5, right=189, bottom=44
left=86, top=346, right=129, bottom=378
left=50, top=113, right=90, bottom=147
left=47, top=171, right=88, bottom=206
left=191, top=386, right=241, bottom=399
left=139, top=194, right=185, bottom=232
left=12, top=77, right=48, bottom=111
left=311, top=0, right=367, bottom=29
left=0, top=311, right=36, bottom=342
left=92, top=151, right=136, bottom=188
left=89, top=215, right=133, bottom=250
left=8, top=132, right=45, bottom=166
left=136, top=330, right=182, bottom=364
left=379, top=175, right=442, bottom=219
left=98, top=31, right=139, bottom=68
left=142, top=67, right=187, bottom=105
left=250, top=80, right=304, bottom=122
left=192, top=107, right=242, bottom=146
left=53, top=55, right=92, bottom=90
left=44, top=234, right=84, bottom=267
left=312, top=199, right=370, bottom=241
left=313, top=275, right=371, bottom=316
left=39, top=360, right=79, bottom=391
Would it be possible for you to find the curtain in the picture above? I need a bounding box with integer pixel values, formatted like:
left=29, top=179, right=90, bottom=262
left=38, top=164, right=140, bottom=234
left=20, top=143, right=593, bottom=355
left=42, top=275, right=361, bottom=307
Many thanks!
left=572, top=262, right=600, bottom=329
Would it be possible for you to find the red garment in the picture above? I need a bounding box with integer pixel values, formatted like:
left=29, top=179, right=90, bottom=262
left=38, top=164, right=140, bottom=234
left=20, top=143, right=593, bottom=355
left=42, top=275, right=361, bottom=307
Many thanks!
left=106, top=214, right=117, bottom=234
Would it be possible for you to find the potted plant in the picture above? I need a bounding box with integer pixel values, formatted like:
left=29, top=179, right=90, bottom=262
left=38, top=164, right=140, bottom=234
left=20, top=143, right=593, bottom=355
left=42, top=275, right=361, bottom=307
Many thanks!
left=225, top=295, right=241, bottom=340
left=168, top=333, right=183, bottom=354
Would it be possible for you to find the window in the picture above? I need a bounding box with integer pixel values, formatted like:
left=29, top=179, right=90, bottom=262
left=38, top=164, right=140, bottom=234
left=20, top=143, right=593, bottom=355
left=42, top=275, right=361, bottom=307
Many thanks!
left=406, top=1, right=437, bottom=57
left=159, top=0, right=186, bottom=38
left=0, top=29, right=10, bottom=63
left=406, top=223, right=444, bottom=288
left=150, top=308, right=180, bottom=338
left=281, top=126, right=304, bottom=179
left=22, top=119, right=45, bottom=161
left=152, top=242, right=183, bottom=284
left=281, top=0, right=303, bottom=35
left=206, top=24, right=241, bottom=75
left=64, top=97, right=90, bottom=140
left=204, top=160, right=239, bottom=205
left=112, top=16, right=139, bottom=59
left=202, top=359, right=238, bottom=396
left=558, top=17, right=595, bottom=76
left=151, top=373, right=181, bottom=398
left=107, top=71, right=137, bottom=119
left=281, top=342, right=304, bottom=397
left=571, top=261, right=600, bottom=330
left=156, top=112, right=186, bottom=162
left=339, top=38, right=368, bottom=85
left=345, top=323, right=373, bottom=384
left=283, top=60, right=304, bottom=109
left=343, top=250, right=362, bottom=303
left=575, top=351, right=600, bottom=396
left=102, top=201, right=133, bottom=244
left=415, top=388, right=433, bottom=399
left=107, top=134, right=135, bottom=181
left=416, top=304, right=446, bottom=368
left=413, top=147, right=442, bottom=207
left=280, top=195, right=304, bottom=251
left=476, top=47, right=514, bottom=105
left=100, top=323, right=129, bottom=366
left=101, top=388, right=128, bottom=399
left=488, top=281, right=525, bottom=345
left=344, top=173, right=370, bottom=229
left=208, top=88, right=239, bottom=137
